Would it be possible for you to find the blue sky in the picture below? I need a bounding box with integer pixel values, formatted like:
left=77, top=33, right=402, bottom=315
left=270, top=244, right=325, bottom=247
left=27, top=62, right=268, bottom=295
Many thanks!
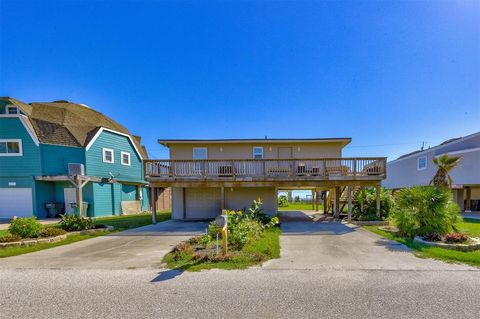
left=1, top=0, right=479, bottom=160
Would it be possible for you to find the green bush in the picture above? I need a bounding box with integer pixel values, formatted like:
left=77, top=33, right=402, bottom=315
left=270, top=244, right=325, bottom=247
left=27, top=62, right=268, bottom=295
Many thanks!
left=8, top=217, right=43, bottom=238
left=352, top=187, right=395, bottom=221
left=391, top=186, right=460, bottom=238
left=228, top=220, right=263, bottom=249
left=59, top=214, right=94, bottom=231
left=0, top=234, right=22, bottom=243
left=40, top=226, right=67, bottom=237
left=278, top=195, right=288, bottom=207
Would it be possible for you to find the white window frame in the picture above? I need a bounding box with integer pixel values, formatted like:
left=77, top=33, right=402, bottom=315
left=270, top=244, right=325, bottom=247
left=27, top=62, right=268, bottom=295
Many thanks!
left=253, top=146, right=264, bottom=159
left=193, top=147, right=208, bottom=160
left=6, top=105, right=19, bottom=114
left=121, top=151, right=131, bottom=166
left=102, top=148, right=114, bottom=163
left=417, top=156, right=427, bottom=171
left=0, top=139, right=23, bottom=156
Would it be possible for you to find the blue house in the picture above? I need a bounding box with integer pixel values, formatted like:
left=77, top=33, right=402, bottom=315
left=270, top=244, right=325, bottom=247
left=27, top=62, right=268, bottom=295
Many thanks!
left=0, top=97, right=150, bottom=219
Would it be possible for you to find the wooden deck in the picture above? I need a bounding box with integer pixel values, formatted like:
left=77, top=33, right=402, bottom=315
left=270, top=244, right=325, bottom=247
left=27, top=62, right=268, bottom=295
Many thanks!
left=145, top=158, right=386, bottom=185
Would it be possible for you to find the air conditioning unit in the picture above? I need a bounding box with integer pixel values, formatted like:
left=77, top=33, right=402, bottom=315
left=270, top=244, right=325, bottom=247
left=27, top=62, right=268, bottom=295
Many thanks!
left=68, top=163, right=85, bottom=176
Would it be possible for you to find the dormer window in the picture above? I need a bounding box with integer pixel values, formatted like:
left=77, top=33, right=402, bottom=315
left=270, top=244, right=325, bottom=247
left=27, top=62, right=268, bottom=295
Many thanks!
left=102, top=148, right=114, bottom=163
left=7, top=105, right=19, bottom=114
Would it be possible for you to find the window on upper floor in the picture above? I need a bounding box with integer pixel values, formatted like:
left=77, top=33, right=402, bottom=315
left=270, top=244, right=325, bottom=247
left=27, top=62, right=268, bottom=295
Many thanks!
left=0, top=139, right=22, bottom=156
left=193, top=147, right=207, bottom=160
left=6, top=105, right=19, bottom=114
left=121, top=151, right=131, bottom=166
left=417, top=156, right=427, bottom=171
left=253, top=147, right=263, bottom=159
left=102, top=148, right=114, bottom=163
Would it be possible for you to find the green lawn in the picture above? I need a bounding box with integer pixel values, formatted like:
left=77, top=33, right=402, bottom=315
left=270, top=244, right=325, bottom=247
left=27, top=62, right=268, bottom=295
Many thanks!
left=163, top=227, right=281, bottom=271
left=278, top=203, right=323, bottom=211
left=0, top=211, right=171, bottom=258
left=364, top=218, right=480, bottom=267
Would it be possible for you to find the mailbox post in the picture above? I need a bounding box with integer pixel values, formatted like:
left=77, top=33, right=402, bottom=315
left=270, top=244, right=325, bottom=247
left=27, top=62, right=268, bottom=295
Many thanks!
left=215, top=210, right=228, bottom=255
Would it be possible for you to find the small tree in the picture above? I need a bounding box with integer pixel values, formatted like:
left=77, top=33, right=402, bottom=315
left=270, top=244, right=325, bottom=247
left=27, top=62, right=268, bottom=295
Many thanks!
left=430, top=154, right=462, bottom=188
left=352, top=187, right=395, bottom=221
left=278, top=195, right=288, bottom=207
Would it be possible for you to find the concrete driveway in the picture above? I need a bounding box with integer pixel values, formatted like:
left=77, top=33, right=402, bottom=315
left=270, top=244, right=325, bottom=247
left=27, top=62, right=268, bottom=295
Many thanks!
left=266, top=211, right=474, bottom=271
left=0, top=220, right=209, bottom=270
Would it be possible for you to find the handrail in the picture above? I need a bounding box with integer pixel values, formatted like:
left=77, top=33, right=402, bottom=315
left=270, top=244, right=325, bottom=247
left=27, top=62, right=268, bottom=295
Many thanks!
left=144, top=157, right=386, bottom=180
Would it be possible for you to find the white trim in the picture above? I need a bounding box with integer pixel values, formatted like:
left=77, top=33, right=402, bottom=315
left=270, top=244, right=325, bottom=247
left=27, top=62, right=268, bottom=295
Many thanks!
left=102, top=147, right=114, bottom=163
left=193, top=147, right=208, bottom=160
left=389, top=131, right=480, bottom=164
left=253, top=146, right=263, bottom=159
left=417, top=156, right=427, bottom=171
left=0, top=139, right=23, bottom=156
left=121, top=151, right=131, bottom=166
left=0, top=114, right=40, bottom=146
left=436, top=147, right=480, bottom=157
left=85, top=127, right=143, bottom=160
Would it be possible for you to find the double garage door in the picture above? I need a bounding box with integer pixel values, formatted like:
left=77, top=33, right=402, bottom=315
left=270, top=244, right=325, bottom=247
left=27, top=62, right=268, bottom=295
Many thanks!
left=0, top=188, right=34, bottom=219
left=185, top=188, right=221, bottom=219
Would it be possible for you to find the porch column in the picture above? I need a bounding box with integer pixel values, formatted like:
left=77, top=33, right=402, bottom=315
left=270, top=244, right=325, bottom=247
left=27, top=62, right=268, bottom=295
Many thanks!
left=347, top=186, right=353, bottom=222
left=334, top=187, right=340, bottom=218
left=360, top=187, right=365, bottom=213
left=376, top=184, right=381, bottom=218
left=220, top=186, right=225, bottom=212
left=151, top=187, right=157, bottom=224
left=465, top=187, right=472, bottom=212
left=74, top=175, right=83, bottom=217
left=311, top=190, right=315, bottom=210
left=315, top=190, right=319, bottom=212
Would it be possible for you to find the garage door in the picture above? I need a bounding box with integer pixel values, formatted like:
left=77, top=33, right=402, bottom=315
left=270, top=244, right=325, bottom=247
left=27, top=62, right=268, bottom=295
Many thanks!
left=185, top=188, right=221, bottom=219
left=0, top=188, right=34, bottom=219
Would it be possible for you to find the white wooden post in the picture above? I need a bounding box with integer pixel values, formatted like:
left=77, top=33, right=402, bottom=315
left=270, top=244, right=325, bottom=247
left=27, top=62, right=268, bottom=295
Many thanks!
left=348, top=186, right=352, bottom=222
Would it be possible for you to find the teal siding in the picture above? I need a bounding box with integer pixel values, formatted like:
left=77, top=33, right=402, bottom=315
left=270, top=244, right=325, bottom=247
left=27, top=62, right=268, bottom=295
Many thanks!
left=35, top=181, right=55, bottom=218
left=85, top=131, right=144, bottom=183
left=0, top=118, right=41, bottom=176
left=92, top=182, right=120, bottom=217
left=142, top=187, right=150, bottom=211
left=41, top=144, right=85, bottom=175
left=121, top=184, right=137, bottom=201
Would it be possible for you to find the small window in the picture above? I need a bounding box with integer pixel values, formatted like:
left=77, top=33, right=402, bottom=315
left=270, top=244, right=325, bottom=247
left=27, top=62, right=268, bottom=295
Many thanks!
left=193, top=147, right=207, bottom=160
left=0, top=139, right=22, bottom=156
left=253, top=147, right=263, bottom=159
left=6, top=106, right=19, bottom=114
left=418, top=156, right=427, bottom=170
left=121, top=151, right=131, bottom=166
left=102, top=148, right=114, bottom=163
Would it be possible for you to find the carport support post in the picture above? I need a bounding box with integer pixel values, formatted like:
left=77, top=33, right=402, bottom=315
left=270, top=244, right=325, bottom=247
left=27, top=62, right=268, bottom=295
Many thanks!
left=311, top=190, right=315, bottom=210
left=334, top=187, right=340, bottom=218
left=347, top=186, right=352, bottom=222
left=151, top=187, right=157, bottom=224
left=376, top=184, right=381, bottom=218
left=220, top=186, right=225, bottom=211
left=315, top=190, right=319, bottom=212
left=74, top=175, right=83, bottom=217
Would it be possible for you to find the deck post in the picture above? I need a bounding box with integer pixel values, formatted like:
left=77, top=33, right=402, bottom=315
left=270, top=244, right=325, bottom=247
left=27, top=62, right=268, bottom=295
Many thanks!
left=315, top=190, right=319, bottom=212
left=347, top=186, right=352, bottom=222
left=334, top=187, right=340, bottom=218
left=376, top=184, right=381, bottom=218
left=360, top=187, right=365, bottom=213
left=220, top=186, right=225, bottom=212
left=465, top=187, right=472, bottom=212
left=151, top=187, right=157, bottom=224
left=311, top=190, right=315, bottom=210
left=75, top=175, right=83, bottom=217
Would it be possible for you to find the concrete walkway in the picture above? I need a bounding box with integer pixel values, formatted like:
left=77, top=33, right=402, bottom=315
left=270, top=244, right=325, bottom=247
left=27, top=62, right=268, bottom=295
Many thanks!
left=265, top=211, right=474, bottom=271
left=0, top=220, right=209, bottom=269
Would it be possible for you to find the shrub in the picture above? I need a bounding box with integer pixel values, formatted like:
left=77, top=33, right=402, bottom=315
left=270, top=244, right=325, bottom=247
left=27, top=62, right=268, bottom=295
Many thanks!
left=211, top=252, right=234, bottom=262
left=352, top=187, right=395, bottom=221
left=444, top=233, right=468, bottom=244
left=0, top=234, right=22, bottom=243
left=228, top=220, right=263, bottom=249
left=391, top=186, right=460, bottom=238
left=171, top=242, right=194, bottom=261
left=8, top=217, right=43, bottom=238
left=40, top=226, right=67, bottom=237
left=193, top=251, right=209, bottom=262
left=278, top=195, right=288, bottom=207
left=59, top=214, right=94, bottom=231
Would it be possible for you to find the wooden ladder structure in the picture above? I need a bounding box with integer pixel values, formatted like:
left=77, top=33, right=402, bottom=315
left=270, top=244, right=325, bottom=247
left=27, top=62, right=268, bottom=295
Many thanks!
left=325, top=186, right=363, bottom=218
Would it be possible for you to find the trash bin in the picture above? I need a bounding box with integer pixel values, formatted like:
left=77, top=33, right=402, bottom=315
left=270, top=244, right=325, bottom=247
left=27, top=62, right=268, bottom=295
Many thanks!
left=45, top=202, right=58, bottom=218
left=69, top=202, right=89, bottom=216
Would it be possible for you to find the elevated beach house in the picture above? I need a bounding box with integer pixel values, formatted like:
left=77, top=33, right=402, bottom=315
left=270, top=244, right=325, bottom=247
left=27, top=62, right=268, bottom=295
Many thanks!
left=383, top=131, right=480, bottom=212
left=145, top=138, right=387, bottom=220
left=0, top=97, right=149, bottom=219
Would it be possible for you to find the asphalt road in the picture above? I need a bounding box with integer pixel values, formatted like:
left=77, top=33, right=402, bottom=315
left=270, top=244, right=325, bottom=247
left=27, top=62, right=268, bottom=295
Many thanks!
left=0, top=217, right=479, bottom=318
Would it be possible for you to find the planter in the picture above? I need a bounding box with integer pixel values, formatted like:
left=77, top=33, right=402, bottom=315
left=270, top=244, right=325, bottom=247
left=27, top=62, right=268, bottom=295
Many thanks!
left=414, top=236, right=480, bottom=252
left=0, top=225, right=114, bottom=248
left=69, top=225, right=114, bottom=235
left=0, top=234, right=67, bottom=248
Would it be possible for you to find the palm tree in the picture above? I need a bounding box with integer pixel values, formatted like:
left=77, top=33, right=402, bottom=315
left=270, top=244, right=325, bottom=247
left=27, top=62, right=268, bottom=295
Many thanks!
left=430, top=154, right=462, bottom=188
